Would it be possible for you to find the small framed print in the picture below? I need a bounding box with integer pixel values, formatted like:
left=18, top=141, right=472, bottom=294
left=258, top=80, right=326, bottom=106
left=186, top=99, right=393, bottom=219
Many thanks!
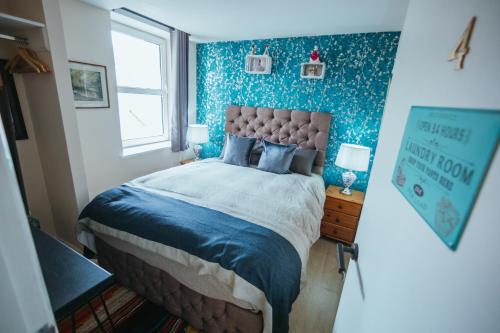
left=300, top=62, right=326, bottom=79
left=69, top=61, right=110, bottom=108
left=245, top=55, right=272, bottom=75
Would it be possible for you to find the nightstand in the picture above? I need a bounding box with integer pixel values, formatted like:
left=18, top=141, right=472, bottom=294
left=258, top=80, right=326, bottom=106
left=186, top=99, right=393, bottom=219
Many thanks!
left=321, top=185, right=365, bottom=244
left=179, top=158, right=195, bottom=165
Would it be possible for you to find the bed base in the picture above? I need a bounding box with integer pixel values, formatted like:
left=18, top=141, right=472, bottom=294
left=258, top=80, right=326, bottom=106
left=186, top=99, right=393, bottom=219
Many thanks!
left=95, top=237, right=263, bottom=333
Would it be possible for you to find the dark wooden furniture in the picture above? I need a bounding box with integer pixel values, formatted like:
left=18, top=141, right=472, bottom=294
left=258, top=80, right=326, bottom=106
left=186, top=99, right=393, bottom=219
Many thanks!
left=321, top=185, right=365, bottom=244
left=31, top=227, right=114, bottom=332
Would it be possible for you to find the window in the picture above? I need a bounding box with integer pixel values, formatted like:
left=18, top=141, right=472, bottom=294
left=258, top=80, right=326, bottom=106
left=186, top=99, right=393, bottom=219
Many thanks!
left=112, top=23, right=169, bottom=149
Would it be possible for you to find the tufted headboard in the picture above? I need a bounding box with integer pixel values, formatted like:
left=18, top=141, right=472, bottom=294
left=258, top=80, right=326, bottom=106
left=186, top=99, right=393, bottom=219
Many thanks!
left=225, top=106, right=332, bottom=173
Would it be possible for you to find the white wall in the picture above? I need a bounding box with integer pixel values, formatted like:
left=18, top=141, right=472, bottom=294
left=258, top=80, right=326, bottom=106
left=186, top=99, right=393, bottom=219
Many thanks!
left=334, top=0, right=500, bottom=332
left=18, top=0, right=90, bottom=245
left=1, top=0, right=197, bottom=245
left=14, top=77, right=56, bottom=234
left=59, top=0, right=197, bottom=198
left=0, top=0, right=58, bottom=235
left=1, top=0, right=90, bottom=245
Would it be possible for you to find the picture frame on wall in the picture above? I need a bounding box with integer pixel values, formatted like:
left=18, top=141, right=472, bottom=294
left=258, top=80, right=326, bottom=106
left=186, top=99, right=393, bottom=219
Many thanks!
left=69, top=61, right=110, bottom=108
left=245, top=55, right=272, bottom=74
left=300, top=63, right=326, bottom=79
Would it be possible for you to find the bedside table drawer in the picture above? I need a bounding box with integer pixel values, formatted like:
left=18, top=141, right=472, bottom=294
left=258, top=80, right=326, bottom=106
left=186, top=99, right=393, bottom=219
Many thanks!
left=323, top=209, right=358, bottom=229
left=320, top=222, right=355, bottom=243
left=325, top=197, right=362, bottom=217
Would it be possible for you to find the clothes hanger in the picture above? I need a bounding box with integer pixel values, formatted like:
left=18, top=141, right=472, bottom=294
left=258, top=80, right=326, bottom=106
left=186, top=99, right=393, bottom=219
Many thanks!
left=4, top=47, right=50, bottom=74
left=4, top=53, right=21, bottom=72
left=5, top=50, right=40, bottom=73
left=20, top=48, right=50, bottom=72
left=15, top=48, right=41, bottom=73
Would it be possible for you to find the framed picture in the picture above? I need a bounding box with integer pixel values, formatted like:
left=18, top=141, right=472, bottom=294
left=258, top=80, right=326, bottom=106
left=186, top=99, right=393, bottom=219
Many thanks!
left=69, top=61, right=109, bottom=108
left=244, top=55, right=272, bottom=75
left=300, top=63, right=325, bottom=79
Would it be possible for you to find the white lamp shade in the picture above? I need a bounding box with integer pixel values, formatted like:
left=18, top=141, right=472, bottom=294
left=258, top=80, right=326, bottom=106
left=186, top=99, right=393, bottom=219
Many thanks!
left=187, top=124, right=209, bottom=144
left=335, top=143, right=371, bottom=172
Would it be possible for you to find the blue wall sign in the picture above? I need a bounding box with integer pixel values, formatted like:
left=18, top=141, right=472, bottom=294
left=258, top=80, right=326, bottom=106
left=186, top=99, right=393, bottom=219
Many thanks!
left=392, top=106, right=500, bottom=250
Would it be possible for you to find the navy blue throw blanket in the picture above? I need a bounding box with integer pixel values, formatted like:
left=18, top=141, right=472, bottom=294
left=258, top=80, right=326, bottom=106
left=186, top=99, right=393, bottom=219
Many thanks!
left=80, top=185, right=302, bottom=332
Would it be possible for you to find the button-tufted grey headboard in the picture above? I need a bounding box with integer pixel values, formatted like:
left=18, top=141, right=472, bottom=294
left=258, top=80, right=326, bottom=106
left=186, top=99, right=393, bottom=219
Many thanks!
left=225, top=106, right=332, bottom=173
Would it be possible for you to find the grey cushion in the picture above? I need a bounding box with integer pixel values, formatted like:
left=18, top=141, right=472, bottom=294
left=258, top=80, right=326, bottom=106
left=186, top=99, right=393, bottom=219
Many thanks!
left=222, top=133, right=256, bottom=167
left=249, top=141, right=264, bottom=165
left=290, top=149, right=318, bottom=176
left=257, top=140, right=297, bottom=174
left=221, top=139, right=264, bottom=166
left=225, top=106, right=332, bottom=173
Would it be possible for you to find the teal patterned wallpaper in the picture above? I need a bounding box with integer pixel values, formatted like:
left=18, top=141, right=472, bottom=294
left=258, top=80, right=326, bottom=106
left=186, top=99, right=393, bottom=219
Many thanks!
left=196, top=32, right=399, bottom=191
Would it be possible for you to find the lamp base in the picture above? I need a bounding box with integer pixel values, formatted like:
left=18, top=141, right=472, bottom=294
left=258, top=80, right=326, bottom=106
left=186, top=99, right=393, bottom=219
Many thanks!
left=341, top=170, right=357, bottom=196
left=192, top=144, right=203, bottom=160
left=340, top=187, right=353, bottom=196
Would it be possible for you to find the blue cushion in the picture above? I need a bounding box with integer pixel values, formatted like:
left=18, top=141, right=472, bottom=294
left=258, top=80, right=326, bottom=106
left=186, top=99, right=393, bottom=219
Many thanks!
left=249, top=140, right=264, bottom=165
left=290, top=149, right=318, bottom=176
left=220, top=138, right=263, bottom=165
left=222, top=133, right=256, bottom=167
left=257, top=140, right=297, bottom=174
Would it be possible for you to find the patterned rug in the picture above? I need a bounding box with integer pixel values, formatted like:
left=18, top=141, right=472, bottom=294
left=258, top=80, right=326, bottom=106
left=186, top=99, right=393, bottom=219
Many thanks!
left=57, top=284, right=198, bottom=333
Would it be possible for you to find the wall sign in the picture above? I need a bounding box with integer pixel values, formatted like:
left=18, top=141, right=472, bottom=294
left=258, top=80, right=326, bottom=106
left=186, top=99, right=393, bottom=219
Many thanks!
left=392, top=106, right=500, bottom=250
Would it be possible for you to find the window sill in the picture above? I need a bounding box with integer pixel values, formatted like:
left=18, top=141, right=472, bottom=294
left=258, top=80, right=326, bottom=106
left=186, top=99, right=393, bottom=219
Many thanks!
left=122, top=141, right=171, bottom=157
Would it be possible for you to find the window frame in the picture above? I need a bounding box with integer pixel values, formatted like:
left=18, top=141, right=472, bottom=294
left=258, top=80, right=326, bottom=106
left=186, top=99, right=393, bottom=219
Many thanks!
left=112, top=22, right=170, bottom=149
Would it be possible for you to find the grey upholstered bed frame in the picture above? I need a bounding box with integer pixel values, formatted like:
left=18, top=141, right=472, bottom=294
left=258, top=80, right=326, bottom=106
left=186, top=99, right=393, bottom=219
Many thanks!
left=95, top=106, right=332, bottom=333
left=225, top=106, right=332, bottom=172
left=96, top=237, right=263, bottom=333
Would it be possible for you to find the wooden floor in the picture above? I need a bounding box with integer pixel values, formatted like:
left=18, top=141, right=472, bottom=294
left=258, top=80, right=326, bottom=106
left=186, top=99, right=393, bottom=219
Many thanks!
left=289, top=237, right=346, bottom=333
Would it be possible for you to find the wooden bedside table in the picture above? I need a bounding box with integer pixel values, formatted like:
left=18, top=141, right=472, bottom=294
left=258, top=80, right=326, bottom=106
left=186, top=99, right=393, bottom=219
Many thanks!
left=179, top=158, right=195, bottom=165
left=321, top=185, right=365, bottom=244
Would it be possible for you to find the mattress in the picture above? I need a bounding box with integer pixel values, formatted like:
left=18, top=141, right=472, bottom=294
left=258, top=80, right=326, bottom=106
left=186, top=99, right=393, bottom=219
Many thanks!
left=78, top=158, right=325, bottom=332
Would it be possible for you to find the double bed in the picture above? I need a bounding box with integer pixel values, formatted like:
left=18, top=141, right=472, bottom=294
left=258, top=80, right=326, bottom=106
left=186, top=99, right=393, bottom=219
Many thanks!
left=78, top=106, right=332, bottom=333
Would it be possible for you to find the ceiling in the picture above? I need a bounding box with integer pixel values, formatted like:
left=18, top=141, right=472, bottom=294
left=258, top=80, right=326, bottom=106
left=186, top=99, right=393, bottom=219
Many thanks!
left=81, top=0, right=409, bottom=42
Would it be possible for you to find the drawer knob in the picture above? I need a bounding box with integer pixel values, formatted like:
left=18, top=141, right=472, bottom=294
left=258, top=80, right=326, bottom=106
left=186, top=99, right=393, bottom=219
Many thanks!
left=335, top=218, right=340, bottom=223
left=338, top=205, right=342, bottom=209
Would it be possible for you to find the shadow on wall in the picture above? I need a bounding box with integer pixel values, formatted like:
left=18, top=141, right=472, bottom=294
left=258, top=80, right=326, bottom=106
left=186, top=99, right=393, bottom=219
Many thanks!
left=196, top=32, right=399, bottom=191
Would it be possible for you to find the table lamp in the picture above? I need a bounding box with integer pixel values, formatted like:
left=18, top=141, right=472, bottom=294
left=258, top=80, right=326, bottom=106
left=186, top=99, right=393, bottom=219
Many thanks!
left=187, top=124, right=209, bottom=160
left=335, top=143, right=371, bottom=195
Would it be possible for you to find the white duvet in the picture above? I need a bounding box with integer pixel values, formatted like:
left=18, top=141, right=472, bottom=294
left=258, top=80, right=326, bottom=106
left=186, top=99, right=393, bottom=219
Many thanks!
left=78, top=158, right=325, bottom=332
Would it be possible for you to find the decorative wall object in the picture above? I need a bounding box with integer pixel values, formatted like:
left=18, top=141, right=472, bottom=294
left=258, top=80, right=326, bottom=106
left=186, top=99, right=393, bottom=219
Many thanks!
left=301, top=45, right=326, bottom=79
left=197, top=32, right=400, bottom=191
left=448, top=16, right=476, bottom=70
left=69, top=61, right=110, bottom=108
left=245, top=45, right=272, bottom=74
left=392, top=106, right=500, bottom=250
left=301, top=63, right=325, bottom=79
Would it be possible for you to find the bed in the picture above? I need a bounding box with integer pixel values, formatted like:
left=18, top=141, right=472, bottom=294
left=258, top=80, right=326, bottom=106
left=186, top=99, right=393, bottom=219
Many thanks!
left=77, top=106, right=332, bottom=333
